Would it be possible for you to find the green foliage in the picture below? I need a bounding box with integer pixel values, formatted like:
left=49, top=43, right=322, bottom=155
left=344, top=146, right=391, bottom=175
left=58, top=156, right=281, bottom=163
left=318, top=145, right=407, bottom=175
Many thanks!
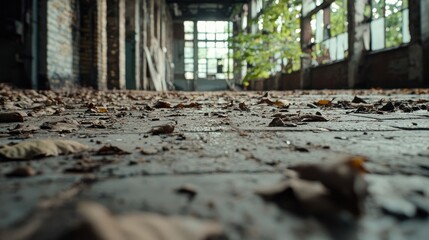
left=230, top=0, right=302, bottom=82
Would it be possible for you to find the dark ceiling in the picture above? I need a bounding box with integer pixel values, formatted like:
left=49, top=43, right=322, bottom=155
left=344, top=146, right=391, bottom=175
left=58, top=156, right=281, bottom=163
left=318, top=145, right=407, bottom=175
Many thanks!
left=166, top=0, right=248, bottom=21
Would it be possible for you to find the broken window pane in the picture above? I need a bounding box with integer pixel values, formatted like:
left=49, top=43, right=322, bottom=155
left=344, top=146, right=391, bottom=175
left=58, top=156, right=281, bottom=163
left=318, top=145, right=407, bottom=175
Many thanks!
left=371, top=18, right=385, bottom=50
left=402, top=9, right=410, bottom=43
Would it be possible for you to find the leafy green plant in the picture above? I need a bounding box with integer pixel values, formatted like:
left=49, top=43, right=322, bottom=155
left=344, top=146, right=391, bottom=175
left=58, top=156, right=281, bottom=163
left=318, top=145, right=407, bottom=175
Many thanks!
left=230, top=0, right=302, bottom=83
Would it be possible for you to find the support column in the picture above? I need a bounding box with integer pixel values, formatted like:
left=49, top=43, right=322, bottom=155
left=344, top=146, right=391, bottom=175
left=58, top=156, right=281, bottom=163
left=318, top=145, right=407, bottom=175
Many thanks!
left=408, top=0, right=423, bottom=86
left=300, top=0, right=313, bottom=89
left=106, top=0, right=125, bottom=89
left=420, top=0, right=429, bottom=86
left=347, top=0, right=366, bottom=88
left=125, top=0, right=138, bottom=89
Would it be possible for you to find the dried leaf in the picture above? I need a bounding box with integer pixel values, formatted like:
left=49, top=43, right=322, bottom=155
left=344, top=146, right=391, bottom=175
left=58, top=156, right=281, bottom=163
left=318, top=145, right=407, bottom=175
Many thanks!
left=95, top=145, right=130, bottom=155
left=9, top=124, right=39, bottom=135
left=154, top=100, right=172, bottom=108
left=238, top=102, right=250, bottom=111
left=0, top=111, right=27, bottom=123
left=151, top=124, right=175, bottom=135
left=268, top=117, right=297, bottom=127
left=314, top=99, right=332, bottom=106
left=379, top=102, right=395, bottom=112
left=41, top=119, right=79, bottom=133
left=299, top=114, right=328, bottom=122
left=175, top=184, right=198, bottom=199
left=257, top=156, right=368, bottom=216
left=73, top=202, right=226, bottom=240
left=352, top=96, right=367, bottom=104
left=5, top=166, right=37, bottom=177
left=0, top=139, right=89, bottom=160
left=175, top=102, right=200, bottom=109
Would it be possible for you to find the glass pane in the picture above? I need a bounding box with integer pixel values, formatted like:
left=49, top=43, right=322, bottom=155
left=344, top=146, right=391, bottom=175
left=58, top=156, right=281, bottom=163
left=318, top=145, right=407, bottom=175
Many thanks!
left=216, top=22, right=226, bottom=32
left=315, top=11, right=324, bottom=43
left=185, top=72, right=194, bottom=79
left=199, top=49, right=207, bottom=58
left=185, top=41, right=193, bottom=47
left=207, top=42, right=215, bottom=48
left=402, top=9, right=410, bottom=43
left=185, top=48, right=193, bottom=58
left=207, top=48, right=216, bottom=58
left=185, top=64, right=193, bottom=72
left=198, top=65, right=206, bottom=72
left=198, top=33, right=205, bottom=40
left=184, top=21, right=194, bottom=33
left=206, top=22, right=216, bottom=32
left=198, top=73, right=207, bottom=78
left=184, top=58, right=193, bottom=64
left=385, top=0, right=402, bottom=16
left=197, top=21, right=206, bottom=32
left=371, top=18, right=385, bottom=50
left=207, top=33, right=215, bottom=40
left=198, top=42, right=206, bottom=48
left=184, top=33, right=193, bottom=40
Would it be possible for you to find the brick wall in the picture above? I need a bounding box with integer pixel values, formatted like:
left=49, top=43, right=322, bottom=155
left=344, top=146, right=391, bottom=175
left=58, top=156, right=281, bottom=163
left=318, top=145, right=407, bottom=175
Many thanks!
left=46, top=0, right=79, bottom=89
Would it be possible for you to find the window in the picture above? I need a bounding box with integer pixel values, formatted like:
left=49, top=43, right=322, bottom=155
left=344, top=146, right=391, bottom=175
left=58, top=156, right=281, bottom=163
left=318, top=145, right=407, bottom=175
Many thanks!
left=370, top=0, right=410, bottom=51
left=309, top=0, right=349, bottom=65
left=183, top=21, right=233, bottom=80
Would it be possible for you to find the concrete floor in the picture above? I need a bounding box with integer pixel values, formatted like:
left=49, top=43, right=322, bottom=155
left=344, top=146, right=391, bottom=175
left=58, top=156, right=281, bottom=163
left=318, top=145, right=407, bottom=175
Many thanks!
left=1, top=87, right=429, bottom=240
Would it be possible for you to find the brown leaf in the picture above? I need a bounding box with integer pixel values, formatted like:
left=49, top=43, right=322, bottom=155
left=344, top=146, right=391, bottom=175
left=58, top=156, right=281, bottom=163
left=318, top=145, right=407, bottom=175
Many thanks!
left=95, top=145, right=130, bottom=155
left=41, top=119, right=79, bottom=133
left=175, top=184, right=198, bottom=199
left=151, top=124, right=175, bottom=135
left=9, top=124, right=39, bottom=135
left=175, top=102, right=200, bottom=109
left=72, top=202, right=226, bottom=240
left=154, top=100, right=172, bottom=108
left=0, top=111, right=27, bottom=123
left=238, top=102, right=250, bottom=111
left=257, top=156, right=368, bottom=216
left=299, top=114, right=328, bottom=122
left=379, top=102, right=395, bottom=112
left=0, top=139, right=89, bottom=160
left=268, top=117, right=297, bottom=127
left=314, top=99, right=332, bottom=106
left=5, top=166, right=37, bottom=177
left=352, top=96, right=367, bottom=104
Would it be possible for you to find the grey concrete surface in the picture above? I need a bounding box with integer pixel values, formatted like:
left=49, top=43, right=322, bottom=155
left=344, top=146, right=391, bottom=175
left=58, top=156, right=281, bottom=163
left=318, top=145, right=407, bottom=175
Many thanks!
left=0, top=89, right=428, bottom=240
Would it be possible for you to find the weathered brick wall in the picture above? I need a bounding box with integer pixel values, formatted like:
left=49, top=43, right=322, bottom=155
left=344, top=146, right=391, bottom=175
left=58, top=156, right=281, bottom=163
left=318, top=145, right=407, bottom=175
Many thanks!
left=46, top=0, right=79, bottom=88
left=106, top=0, right=126, bottom=90
left=78, top=0, right=107, bottom=89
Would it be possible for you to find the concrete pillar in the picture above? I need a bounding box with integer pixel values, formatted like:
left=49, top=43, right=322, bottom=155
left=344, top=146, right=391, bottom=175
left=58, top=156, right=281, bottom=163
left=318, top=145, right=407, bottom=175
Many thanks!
left=300, top=0, right=313, bottom=89
left=141, top=0, right=148, bottom=90
left=125, top=0, right=139, bottom=90
left=421, top=0, right=429, bottom=86
left=347, top=0, right=366, bottom=88
left=408, top=0, right=424, bottom=86
left=106, top=0, right=126, bottom=89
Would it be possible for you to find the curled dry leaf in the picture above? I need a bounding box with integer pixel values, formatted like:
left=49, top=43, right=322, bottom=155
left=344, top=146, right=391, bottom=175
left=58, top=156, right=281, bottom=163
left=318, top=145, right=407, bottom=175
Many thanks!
left=268, top=117, right=297, bottom=127
left=0, top=111, right=27, bottom=123
left=352, top=96, right=367, bottom=104
left=0, top=139, right=89, bottom=160
left=175, top=184, right=198, bottom=200
left=95, top=145, right=131, bottom=155
left=73, top=202, right=226, bottom=240
left=5, top=166, right=37, bottom=177
left=314, top=99, right=332, bottom=107
left=41, top=119, right=79, bottom=133
left=151, top=124, right=175, bottom=135
left=238, top=102, right=250, bottom=111
left=379, top=102, right=395, bottom=112
left=175, top=102, right=200, bottom=109
left=256, top=156, right=368, bottom=216
left=258, top=98, right=290, bottom=109
left=9, top=124, right=39, bottom=135
left=299, top=114, right=328, bottom=122
left=154, top=100, right=172, bottom=108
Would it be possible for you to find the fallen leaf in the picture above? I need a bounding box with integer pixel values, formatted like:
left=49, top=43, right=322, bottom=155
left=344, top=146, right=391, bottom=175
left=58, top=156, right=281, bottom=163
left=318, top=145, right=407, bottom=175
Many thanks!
left=272, top=99, right=290, bottom=108
left=95, top=145, right=130, bottom=155
left=299, top=114, right=328, bottom=122
left=0, top=139, right=89, bottom=160
left=9, top=124, right=39, bottom=135
left=154, top=100, right=172, bottom=108
left=5, top=166, right=37, bottom=177
left=0, top=111, right=27, bottom=123
left=257, top=156, right=368, bottom=216
left=314, top=99, right=332, bottom=106
left=175, top=184, right=198, bottom=200
left=140, top=147, right=159, bottom=155
left=379, top=102, right=395, bottom=112
left=268, top=117, right=297, bottom=127
left=175, top=102, right=200, bottom=109
left=352, top=96, right=367, bottom=104
left=72, top=202, right=226, bottom=240
left=41, top=119, right=79, bottom=133
left=238, top=102, right=250, bottom=111
left=151, top=124, right=175, bottom=135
